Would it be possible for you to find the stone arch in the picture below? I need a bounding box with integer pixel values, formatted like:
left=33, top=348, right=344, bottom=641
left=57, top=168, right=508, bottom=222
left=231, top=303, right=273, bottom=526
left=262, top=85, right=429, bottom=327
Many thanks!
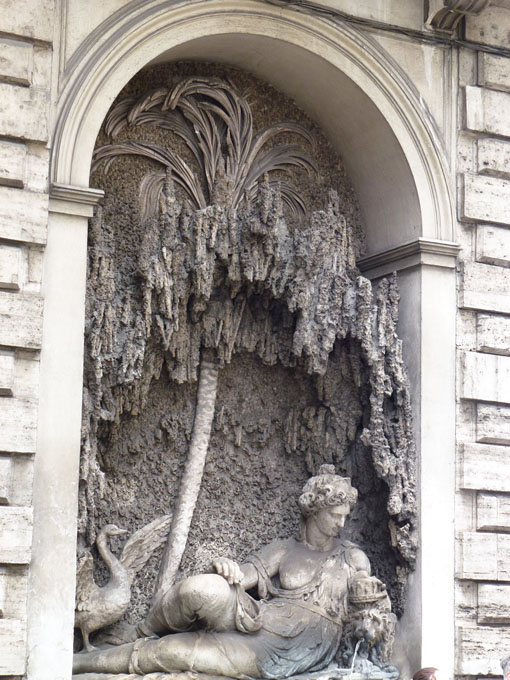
left=35, top=2, right=457, bottom=678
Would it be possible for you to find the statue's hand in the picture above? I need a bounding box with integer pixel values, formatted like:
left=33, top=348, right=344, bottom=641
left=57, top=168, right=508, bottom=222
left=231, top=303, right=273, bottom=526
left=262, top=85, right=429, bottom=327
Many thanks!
left=348, top=572, right=387, bottom=604
left=213, top=557, right=243, bottom=585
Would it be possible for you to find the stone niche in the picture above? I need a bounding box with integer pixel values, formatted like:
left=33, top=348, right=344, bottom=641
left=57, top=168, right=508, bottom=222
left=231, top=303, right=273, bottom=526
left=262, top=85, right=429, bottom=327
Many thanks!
left=78, top=62, right=417, bottom=639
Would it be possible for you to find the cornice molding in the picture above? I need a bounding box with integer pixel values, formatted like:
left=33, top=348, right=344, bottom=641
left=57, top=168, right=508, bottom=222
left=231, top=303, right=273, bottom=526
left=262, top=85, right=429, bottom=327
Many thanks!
left=427, top=0, right=491, bottom=33
left=357, top=238, right=461, bottom=279
left=49, top=183, right=104, bottom=217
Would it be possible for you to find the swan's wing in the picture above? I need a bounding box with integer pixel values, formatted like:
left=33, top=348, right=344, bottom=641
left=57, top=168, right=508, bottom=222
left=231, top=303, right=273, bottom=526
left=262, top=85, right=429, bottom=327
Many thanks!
left=120, top=514, right=172, bottom=582
left=75, top=550, right=96, bottom=612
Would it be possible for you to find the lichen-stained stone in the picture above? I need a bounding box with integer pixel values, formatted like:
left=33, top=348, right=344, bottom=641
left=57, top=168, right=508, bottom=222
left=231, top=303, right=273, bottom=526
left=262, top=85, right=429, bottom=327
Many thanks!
left=477, top=313, right=510, bottom=355
left=462, top=351, right=510, bottom=403
left=0, top=39, right=33, bottom=87
left=460, top=442, right=510, bottom=492
left=477, top=492, right=510, bottom=532
left=0, top=84, right=49, bottom=142
left=461, top=262, right=510, bottom=314
left=0, top=507, right=32, bottom=563
left=457, top=625, right=510, bottom=675
left=461, top=173, right=510, bottom=225
left=0, top=140, right=26, bottom=188
left=477, top=138, right=510, bottom=179
left=0, top=187, right=47, bottom=244
left=0, top=245, right=21, bottom=290
left=477, top=403, right=510, bottom=445
left=476, top=224, right=510, bottom=266
left=458, top=532, right=510, bottom=581
left=478, top=583, right=510, bottom=623
left=0, top=292, right=43, bottom=349
left=478, top=52, right=510, bottom=94
left=1, top=0, right=55, bottom=43
left=465, top=86, right=510, bottom=138
left=0, top=617, right=26, bottom=675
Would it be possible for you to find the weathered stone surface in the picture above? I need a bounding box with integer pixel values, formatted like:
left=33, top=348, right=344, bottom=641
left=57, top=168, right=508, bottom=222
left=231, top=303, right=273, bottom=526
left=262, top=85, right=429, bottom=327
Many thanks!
left=457, top=625, right=510, bottom=675
left=0, top=187, right=48, bottom=244
left=0, top=291, right=43, bottom=349
left=0, top=39, right=32, bottom=86
left=461, top=173, right=510, bottom=225
left=462, top=351, right=510, bottom=403
left=0, top=84, right=49, bottom=142
left=478, top=138, right=510, bottom=179
left=466, top=5, right=510, bottom=49
left=477, top=492, right=510, bottom=531
left=461, top=262, right=510, bottom=314
left=478, top=313, right=510, bottom=356
left=0, top=353, right=39, bottom=454
left=477, top=403, right=510, bottom=445
left=458, top=532, right=510, bottom=580
left=0, top=564, right=28, bottom=618
left=461, top=442, right=510, bottom=491
left=476, top=224, right=510, bottom=267
left=478, top=583, right=510, bottom=624
left=0, top=456, right=11, bottom=504
left=8, top=456, right=33, bottom=507
left=0, top=140, right=26, bottom=188
left=0, top=245, right=21, bottom=290
left=479, top=52, right=510, bottom=93
left=0, top=351, right=15, bottom=396
left=0, top=617, right=26, bottom=675
left=0, top=507, right=32, bottom=563
left=466, top=86, right=510, bottom=138
left=1, top=0, right=55, bottom=43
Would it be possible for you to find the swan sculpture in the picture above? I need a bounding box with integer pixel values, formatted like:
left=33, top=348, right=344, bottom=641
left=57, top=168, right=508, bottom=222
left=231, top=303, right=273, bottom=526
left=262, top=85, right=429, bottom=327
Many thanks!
left=74, top=515, right=172, bottom=652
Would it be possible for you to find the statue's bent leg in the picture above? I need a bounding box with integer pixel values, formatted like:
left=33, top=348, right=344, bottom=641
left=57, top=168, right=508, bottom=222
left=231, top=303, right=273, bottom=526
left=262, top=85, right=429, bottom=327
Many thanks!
left=140, top=574, right=238, bottom=636
left=133, top=631, right=260, bottom=678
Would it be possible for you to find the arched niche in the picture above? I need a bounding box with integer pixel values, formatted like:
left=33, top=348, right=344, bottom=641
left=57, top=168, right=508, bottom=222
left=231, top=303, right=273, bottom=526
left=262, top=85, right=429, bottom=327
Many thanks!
left=31, top=3, right=458, bottom=679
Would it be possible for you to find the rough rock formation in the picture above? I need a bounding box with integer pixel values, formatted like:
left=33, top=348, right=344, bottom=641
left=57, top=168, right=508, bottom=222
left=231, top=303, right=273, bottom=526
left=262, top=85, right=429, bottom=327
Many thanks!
left=80, top=65, right=416, bottom=621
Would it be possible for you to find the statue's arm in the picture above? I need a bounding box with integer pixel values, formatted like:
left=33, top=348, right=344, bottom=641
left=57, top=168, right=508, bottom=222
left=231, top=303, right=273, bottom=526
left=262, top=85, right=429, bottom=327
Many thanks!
left=213, top=539, right=289, bottom=590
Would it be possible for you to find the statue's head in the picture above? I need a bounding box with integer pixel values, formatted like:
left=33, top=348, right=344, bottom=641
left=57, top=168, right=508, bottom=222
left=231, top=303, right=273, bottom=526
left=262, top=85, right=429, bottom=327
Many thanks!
left=298, top=464, right=358, bottom=518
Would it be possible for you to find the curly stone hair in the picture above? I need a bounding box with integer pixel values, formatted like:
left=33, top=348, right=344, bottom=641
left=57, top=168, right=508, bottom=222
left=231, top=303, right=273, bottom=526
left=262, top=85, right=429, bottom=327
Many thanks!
left=298, top=464, right=358, bottom=517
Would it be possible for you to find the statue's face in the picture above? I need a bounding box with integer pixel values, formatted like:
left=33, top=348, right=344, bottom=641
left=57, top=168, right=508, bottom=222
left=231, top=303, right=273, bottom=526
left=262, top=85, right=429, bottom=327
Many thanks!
left=314, top=503, right=350, bottom=537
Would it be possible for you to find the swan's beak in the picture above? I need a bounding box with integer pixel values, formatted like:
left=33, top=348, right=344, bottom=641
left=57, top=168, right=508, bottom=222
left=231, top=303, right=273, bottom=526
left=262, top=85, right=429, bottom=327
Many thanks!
left=112, top=527, right=128, bottom=536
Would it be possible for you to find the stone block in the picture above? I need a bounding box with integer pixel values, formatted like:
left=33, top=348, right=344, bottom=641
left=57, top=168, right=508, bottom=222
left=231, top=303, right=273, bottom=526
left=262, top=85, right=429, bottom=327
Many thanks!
left=477, top=224, right=510, bottom=267
left=1, top=0, right=55, bottom=43
left=0, top=39, right=32, bottom=87
left=0, top=245, right=21, bottom=290
left=478, top=52, right=510, bottom=94
left=0, top=456, right=11, bottom=505
left=0, top=187, right=48, bottom=244
left=0, top=84, right=49, bottom=142
left=0, top=565, right=28, bottom=619
left=0, top=351, right=15, bottom=396
left=0, top=353, right=39, bottom=454
left=477, top=403, right=510, bottom=445
left=8, top=456, right=33, bottom=507
left=462, top=351, right=510, bottom=403
left=461, top=262, right=510, bottom=314
left=461, top=173, right=510, bottom=225
left=0, top=507, right=32, bottom=563
left=466, top=86, right=510, bottom=138
left=459, top=532, right=510, bottom=580
left=478, top=138, right=510, bottom=179
left=478, top=313, right=510, bottom=356
left=0, top=617, right=26, bottom=675
left=477, top=492, right=510, bottom=531
left=478, top=583, right=510, bottom=624
left=460, top=442, right=510, bottom=492
left=0, top=291, right=43, bottom=349
left=457, top=625, right=509, bottom=675
left=0, top=140, right=26, bottom=188
left=466, top=5, right=510, bottom=49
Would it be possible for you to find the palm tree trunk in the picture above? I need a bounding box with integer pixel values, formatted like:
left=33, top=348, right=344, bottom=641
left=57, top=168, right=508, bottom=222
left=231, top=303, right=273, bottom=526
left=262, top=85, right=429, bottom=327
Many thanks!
left=154, top=350, right=219, bottom=597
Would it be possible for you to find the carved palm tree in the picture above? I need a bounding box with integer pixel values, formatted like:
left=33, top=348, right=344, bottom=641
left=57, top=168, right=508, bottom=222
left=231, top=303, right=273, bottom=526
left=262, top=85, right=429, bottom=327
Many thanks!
left=92, top=77, right=317, bottom=598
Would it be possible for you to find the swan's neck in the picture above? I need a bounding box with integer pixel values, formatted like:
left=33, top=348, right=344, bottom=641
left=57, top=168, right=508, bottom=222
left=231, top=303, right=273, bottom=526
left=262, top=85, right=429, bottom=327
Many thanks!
left=96, top=534, right=125, bottom=583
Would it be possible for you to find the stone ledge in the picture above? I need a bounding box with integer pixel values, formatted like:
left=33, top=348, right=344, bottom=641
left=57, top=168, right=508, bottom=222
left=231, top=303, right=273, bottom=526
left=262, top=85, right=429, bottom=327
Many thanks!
left=357, top=238, right=460, bottom=279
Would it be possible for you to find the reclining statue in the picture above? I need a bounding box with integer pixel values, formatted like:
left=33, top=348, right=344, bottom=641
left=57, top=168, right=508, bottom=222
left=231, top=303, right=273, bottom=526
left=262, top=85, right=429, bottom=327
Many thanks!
left=73, top=465, right=396, bottom=678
